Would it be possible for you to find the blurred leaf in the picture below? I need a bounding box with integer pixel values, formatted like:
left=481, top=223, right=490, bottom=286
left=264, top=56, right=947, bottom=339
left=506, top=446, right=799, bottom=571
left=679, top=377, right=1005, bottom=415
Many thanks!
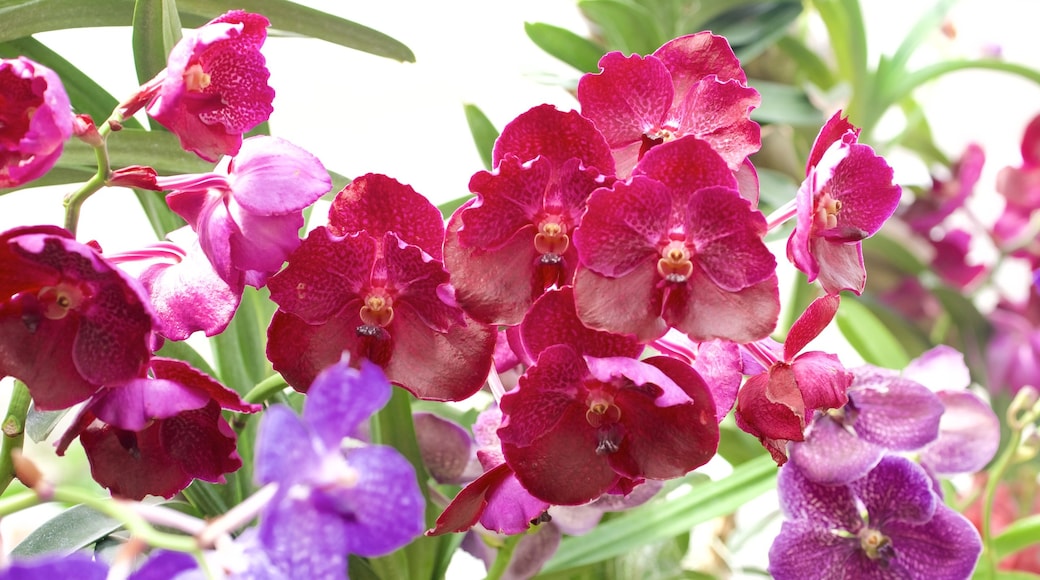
left=210, top=286, right=275, bottom=397
left=750, top=79, right=822, bottom=126
left=776, top=35, right=836, bottom=90
left=995, top=513, right=1040, bottom=560
left=0, top=37, right=140, bottom=127
left=702, top=1, right=802, bottom=63
left=25, top=406, right=70, bottom=443
left=60, top=128, right=213, bottom=175
left=579, top=0, right=663, bottom=56
left=835, top=296, right=910, bottom=368
left=932, top=284, right=991, bottom=379
left=0, top=166, right=97, bottom=196
left=862, top=233, right=927, bottom=276
left=888, top=59, right=1040, bottom=108
left=813, top=0, right=870, bottom=126
left=11, top=505, right=120, bottom=557
left=524, top=21, right=605, bottom=74
left=890, top=98, right=951, bottom=167
left=463, top=103, right=499, bottom=171
left=876, top=0, right=959, bottom=93
left=859, top=296, right=931, bottom=361
left=543, top=454, right=777, bottom=573
left=755, top=166, right=798, bottom=213
left=0, top=0, right=413, bottom=62
left=779, top=271, right=820, bottom=334
left=132, top=0, right=183, bottom=86
left=154, top=337, right=217, bottom=377
left=717, top=419, right=767, bottom=466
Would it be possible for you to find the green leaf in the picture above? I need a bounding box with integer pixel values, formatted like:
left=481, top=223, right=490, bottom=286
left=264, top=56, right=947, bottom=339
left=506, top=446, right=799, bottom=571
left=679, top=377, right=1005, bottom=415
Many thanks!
left=175, top=0, right=414, bottom=62
left=437, top=194, right=473, bottom=221
left=60, top=128, right=213, bottom=175
left=154, top=338, right=218, bottom=378
left=755, top=166, right=798, bottom=214
left=931, top=284, right=992, bottom=380
left=701, top=1, right=802, bottom=63
left=0, top=166, right=97, bottom=196
left=25, top=406, right=70, bottom=444
left=578, top=0, right=664, bottom=56
left=133, top=187, right=186, bottom=239
left=995, top=514, right=1040, bottom=560
left=463, top=103, right=499, bottom=171
left=132, top=0, right=183, bottom=86
left=0, top=0, right=132, bottom=41
left=887, top=59, right=1040, bottom=107
left=813, top=0, right=870, bottom=125
left=542, top=454, right=777, bottom=573
left=878, top=0, right=960, bottom=91
left=524, top=21, right=605, bottom=74
left=210, top=286, right=275, bottom=397
left=750, top=79, right=823, bottom=127
left=835, top=296, right=910, bottom=368
left=776, top=35, right=837, bottom=90
left=716, top=419, right=768, bottom=466
left=11, top=504, right=121, bottom=557
left=0, top=37, right=139, bottom=127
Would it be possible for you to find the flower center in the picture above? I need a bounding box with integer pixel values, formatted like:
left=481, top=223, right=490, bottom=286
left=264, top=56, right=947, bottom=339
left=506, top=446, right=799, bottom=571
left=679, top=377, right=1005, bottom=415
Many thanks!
left=858, top=527, right=894, bottom=561
left=183, top=63, right=212, bottom=93
left=359, top=291, right=394, bottom=327
left=656, top=240, right=694, bottom=283
left=813, top=191, right=842, bottom=232
left=534, top=219, right=569, bottom=263
left=37, top=283, right=86, bottom=320
left=585, top=391, right=623, bottom=455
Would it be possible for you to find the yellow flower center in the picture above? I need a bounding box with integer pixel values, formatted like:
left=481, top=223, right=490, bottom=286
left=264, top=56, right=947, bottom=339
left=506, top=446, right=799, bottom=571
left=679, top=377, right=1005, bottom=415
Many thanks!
left=37, top=283, right=86, bottom=320
left=656, top=240, right=694, bottom=283
left=184, top=63, right=212, bottom=92
left=359, top=292, right=394, bottom=327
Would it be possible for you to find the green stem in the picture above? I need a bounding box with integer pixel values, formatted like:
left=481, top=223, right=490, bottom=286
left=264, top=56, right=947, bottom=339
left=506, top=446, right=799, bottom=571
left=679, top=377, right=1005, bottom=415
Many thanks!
left=486, top=534, right=523, bottom=580
left=243, top=374, right=288, bottom=404
left=0, top=490, right=40, bottom=517
left=62, top=111, right=118, bottom=236
left=0, top=380, right=32, bottom=495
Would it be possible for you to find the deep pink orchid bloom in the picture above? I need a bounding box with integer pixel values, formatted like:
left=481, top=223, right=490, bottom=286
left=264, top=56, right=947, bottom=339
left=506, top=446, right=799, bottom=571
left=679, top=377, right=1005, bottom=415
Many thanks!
left=786, top=111, right=901, bottom=295
left=156, top=135, right=331, bottom=290
left=0, top=57, right=74, bottom=188
left=443, top=104, right=615, bottom=325
left=266, top=173, right=496, bottom=401
left=734, top=294, right=852, bottom=465
left=0, top=226, right=155, bottom=410
left=144, top=10, right=275, bottom=161
left=994, top=113, right=1040, bottom=266
left=573, top=135, right=779, bottom=343
left=578, top=32, right=760, bottom=178
left=55, top=358, right=260, bottom=500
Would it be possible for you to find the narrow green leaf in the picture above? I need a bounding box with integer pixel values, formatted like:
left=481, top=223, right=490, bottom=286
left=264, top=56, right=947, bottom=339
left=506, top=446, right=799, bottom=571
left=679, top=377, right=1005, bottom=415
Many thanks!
left=888, top=59, right=1040, bottom=107
left=701, top=1, right=802, bottom=63
left=133, top=187, right=185, bottom=239
left=524, top=21, right=605, bottom=74
left=182, top=479, right=229, bottom=516
left=750, top=79, right=823, bottom=127
left=0, top=166, right=96, bottom=196
left=835, top=296, right=910, bottom=369
left=463, top=103, right=499, bottom=171
left=813, top=0, right=871, bottom=125
left=578, top=0, right=664, bottom=56
left=931, top=285, right=992, bottom=379
left=437, top=194, right=473, bottom=220
left=59, top=128, right=213, bottom=175
left=862, top=233, right=927, bottom=275
left=995, top=514, right=1040, bottom=560
left=716, top=420, right=768, bottom=466
left=776, top=35, right=836, bottom=90
left=132, top=0, right=183, bottom=85
left=25, top=406, right=70, bottom=444
left=154, top=338, right=217, bottom=378
left=11, top=504, right=121, bottom=557
left=755, top=166, right=798, bottom=215
left=882, top=0, right=960, bottom=87
left=0, top=37, right=139, bottom=127
left=543, top=454, right=777, bottom=573
left=210, top=286, right=275, bottom=397
left=0, top=0, right=133, bottom=41
left=175, top=0, right=414, bottom=62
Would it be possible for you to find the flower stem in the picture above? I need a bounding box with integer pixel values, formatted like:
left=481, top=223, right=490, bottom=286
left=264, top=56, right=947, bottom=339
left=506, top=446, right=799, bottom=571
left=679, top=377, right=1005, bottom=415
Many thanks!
left=486, top=533, right=522, bottom=580
left=244, top=374, right=288, bottom=404
left=0, top=380, right=32, bottom=495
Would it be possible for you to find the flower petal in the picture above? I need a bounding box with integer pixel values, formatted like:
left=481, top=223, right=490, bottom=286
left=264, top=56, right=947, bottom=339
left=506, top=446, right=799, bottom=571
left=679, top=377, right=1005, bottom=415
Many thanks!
left=338, top=444, right=425, bottom=556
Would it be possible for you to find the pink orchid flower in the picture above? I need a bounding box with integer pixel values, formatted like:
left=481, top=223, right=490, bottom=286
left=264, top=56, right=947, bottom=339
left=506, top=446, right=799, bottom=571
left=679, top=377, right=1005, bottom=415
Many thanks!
left=0, top=57, right=73, bottom=188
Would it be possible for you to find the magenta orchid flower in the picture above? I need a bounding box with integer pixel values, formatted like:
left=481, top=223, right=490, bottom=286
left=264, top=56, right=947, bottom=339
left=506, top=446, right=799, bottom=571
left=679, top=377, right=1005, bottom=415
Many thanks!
left=734, top=294, right=852, bottom=465
left=994, top=113, right=1040, bottom=265
left=786, top=111, right=901, bottom=295
left=55, top=358, right=260, bottom=500
left=142, top=10, right=275, bottom=161
left=0, top=226, right=155, bottom=410
left=573, top=135, right=779, bottom=343
left=443, top=104, right=615, bottom=325
left=0, top=57, right=74, bottom=188
left=267, top=173, right=496, bottom=401
left=578, top=32, right=761, bottom=178
left=156, top=135, right=331, bottom=290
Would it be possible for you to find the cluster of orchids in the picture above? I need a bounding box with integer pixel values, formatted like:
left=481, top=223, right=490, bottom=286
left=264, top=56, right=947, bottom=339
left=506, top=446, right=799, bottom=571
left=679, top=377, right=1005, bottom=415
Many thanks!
left=0, top=7, right=1013, bottom=579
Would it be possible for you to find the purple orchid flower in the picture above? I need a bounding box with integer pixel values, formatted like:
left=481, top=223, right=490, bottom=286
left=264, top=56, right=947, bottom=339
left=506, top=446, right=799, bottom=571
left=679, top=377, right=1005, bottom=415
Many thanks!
left=0, top=554, right=107, bottom=580
left=252, top=358, right=425, bottom=578
left=142, top=10, right=275, bottom=162
left=769, top=455, right=982, bottom=579
left=786, top=111, right=901, bottom=295
left=156, top=135, right=331, bottom=291
left=0, top=57, right=74, bottom=188
left=0, top=226, right=155, bottom=410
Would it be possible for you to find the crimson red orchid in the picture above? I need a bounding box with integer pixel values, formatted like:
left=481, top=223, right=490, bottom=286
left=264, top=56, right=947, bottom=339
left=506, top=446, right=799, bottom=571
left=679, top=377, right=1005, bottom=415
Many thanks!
left=573, top=135, right=779, bottom=343
left=578, top=32, right=760, bottom=178
left=143, top=10, right=275, bottom=162
left=786, top=111, right=901, bottom=295
left=267, top=173, right=496, bottom=401
left=0, top=226, right=155, bottom=410
left=443, top=104, right=615, bottom=325
left=734, top=294, right=852, bottom=464
left=56, top=358, right=260, bottom=500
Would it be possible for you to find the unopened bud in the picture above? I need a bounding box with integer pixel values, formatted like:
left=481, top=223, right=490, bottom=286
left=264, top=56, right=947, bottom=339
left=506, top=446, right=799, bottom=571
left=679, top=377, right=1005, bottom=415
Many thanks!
left=1008, top=385, right=1040, bottom=430
left=72, top=114, right=104, bottom=147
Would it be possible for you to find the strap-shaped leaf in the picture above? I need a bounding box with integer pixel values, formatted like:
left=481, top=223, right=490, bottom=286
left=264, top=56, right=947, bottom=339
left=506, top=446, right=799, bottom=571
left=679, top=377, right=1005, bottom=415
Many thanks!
left=700, top=1, right=802, bottom=63
left=524, top=22, right=605, bottom=74
left=60, top=129, right=213, bottom=175
left=750, top=79, right=822, bottom=126
left=11, top=504, right=121, bottom=557
left=578, top=0, right=664, bottom=56
left=463, top=103, right=498, bottom=171
left=0, top=0, right=413, bottom=61
left=835, top=295, right=910, bottom=369
left=132, top=0, right=183, bottom=85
